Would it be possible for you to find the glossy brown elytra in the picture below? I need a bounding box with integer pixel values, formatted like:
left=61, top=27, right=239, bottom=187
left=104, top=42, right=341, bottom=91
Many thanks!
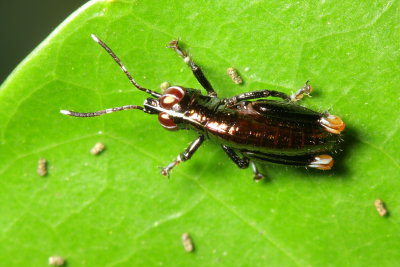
left=61, top=35, right=345, bottom=181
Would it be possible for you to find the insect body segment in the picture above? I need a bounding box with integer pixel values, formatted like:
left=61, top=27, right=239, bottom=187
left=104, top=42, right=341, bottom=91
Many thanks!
left=61, top=35, right=345, bottom=180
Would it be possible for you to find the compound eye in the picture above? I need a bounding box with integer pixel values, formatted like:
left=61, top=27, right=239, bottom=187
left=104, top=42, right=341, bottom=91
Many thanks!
left=158, top=112, right=179, bottom=131
left=159, top=86, right=186, bottom=109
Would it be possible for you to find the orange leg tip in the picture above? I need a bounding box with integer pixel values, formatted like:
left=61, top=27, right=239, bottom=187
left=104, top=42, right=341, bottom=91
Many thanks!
left=309, top=154, right=334, bottom=170
left=319, top=115, right=345, bottom=134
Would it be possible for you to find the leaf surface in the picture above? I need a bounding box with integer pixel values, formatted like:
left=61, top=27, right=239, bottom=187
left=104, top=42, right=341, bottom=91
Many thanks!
left=1, top=0, right=399, bottom=266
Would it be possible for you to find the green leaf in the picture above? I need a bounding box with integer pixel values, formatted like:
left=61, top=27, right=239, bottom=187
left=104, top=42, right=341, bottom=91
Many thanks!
left=1, top=0, right=399, bottom=266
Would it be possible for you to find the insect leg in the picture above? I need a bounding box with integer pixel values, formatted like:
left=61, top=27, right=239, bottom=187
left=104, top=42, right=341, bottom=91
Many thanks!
left=222, top=145, right=264, bottom=180
left=221, top=145, right=250, bottom=168
left=251, top=162, right=265, bottom=181
left=319, top=114, right=346, bottom=134
left=168, top=40, right=217, bottom=97
left=223, top=90, right=291, bottom=106
left=242, top=150, right=334, bottom=170
left=161, top=135, right=205, bottom=177
left=290, top=81, right=312, bottom=102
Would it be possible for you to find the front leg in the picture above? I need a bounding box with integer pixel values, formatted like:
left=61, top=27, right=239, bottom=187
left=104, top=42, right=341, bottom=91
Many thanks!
left=168, top=40, right=217, bottom=97
left=161, top=135, right=205, bottom=177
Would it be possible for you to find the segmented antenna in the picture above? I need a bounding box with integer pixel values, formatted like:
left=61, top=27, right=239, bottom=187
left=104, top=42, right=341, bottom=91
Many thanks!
left=91, top=34, right=161, bottom=98
left=60, top=105, right=144, bottom=117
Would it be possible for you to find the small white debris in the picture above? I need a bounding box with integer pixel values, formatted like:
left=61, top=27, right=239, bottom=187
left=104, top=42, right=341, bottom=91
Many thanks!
left=160, top=81, right=171, bottom=94
left=48, top=256, right=65, bottom=266
left=374, top=199, right=388, bottom=216
left=181, top=232, right=194, bottom=252
left=227, top=67, right=243, bottom=84
left=37, top=158, right=47, bottom=177
left=90, top=142, right=105, bottom=155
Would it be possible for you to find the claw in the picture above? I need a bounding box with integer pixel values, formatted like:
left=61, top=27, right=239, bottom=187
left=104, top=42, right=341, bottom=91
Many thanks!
left=160, top=168, right=170, bottom=178
left=253, top=173, right=265, bottom=182
left=160, top=157, right=181, bottom=178
left=251, top=162, right=265, bottom=182
left=290, top=81, right=312, bottom=101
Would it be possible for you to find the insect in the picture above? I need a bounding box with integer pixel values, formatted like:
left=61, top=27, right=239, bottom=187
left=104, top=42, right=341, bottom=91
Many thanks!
left=61, top=34, right=345, bottom=180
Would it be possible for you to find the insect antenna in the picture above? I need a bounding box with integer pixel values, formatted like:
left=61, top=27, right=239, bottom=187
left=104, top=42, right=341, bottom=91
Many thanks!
left=91, top=34, right=161, bottom=98
left=60, top=105, right=145, bottom=117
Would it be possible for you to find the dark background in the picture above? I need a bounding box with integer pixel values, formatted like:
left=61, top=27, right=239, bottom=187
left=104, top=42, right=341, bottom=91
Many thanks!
left=0, top=0, right=87, bottom=84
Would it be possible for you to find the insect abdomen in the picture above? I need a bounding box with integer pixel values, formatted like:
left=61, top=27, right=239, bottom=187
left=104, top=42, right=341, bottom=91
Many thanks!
left=201, top=103, right=339, bottom=155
